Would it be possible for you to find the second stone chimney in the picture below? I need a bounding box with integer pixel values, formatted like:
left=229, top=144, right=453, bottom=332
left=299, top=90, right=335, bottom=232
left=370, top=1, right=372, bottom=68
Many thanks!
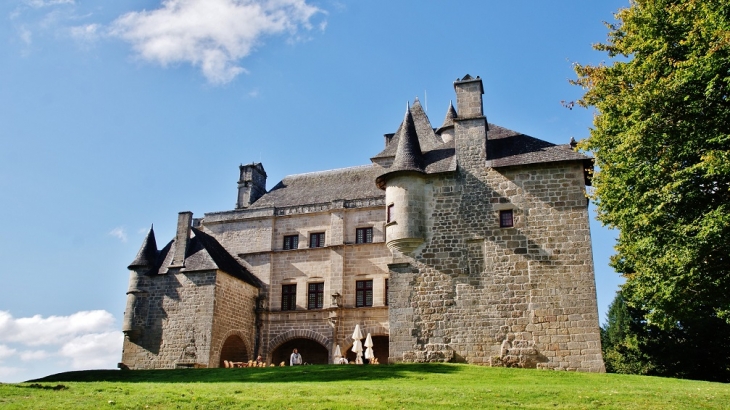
left=170, top=211, right=192, bottom=268
left=237, top=163, right=267, bottom=209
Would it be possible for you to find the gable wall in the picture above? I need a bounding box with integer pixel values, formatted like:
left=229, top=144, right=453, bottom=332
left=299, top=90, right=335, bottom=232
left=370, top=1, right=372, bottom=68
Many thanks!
left=389, top=159, right=604, bottom=371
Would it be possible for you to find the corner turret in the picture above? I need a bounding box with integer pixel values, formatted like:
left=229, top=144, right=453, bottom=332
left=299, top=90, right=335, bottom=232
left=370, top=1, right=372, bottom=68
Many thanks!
left=376, top=103, right=427, bottom=255
left=123, top=225, right=157, bottom=341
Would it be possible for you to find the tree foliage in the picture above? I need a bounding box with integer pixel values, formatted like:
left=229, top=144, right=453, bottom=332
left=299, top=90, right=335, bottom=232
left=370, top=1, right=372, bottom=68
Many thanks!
left=574, top=0, right=730, bottom=381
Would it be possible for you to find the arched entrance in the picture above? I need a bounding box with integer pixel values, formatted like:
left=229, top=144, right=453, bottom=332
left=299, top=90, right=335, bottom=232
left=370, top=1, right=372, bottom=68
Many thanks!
left=346, top=336, right=389, bottom=364
left=219, top=335, right=249, bottom=367
left=271, top=338, right=329, bottom=365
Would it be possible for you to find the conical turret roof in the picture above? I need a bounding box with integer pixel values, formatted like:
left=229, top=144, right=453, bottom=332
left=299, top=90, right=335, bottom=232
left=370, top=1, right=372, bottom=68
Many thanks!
left=436, top=100, right=457, bottom=133
left=376, top=104, right=426, bottom=188
left=391, top=103, right=425, bottom=172
left=128, top=225, right=158, bottom=269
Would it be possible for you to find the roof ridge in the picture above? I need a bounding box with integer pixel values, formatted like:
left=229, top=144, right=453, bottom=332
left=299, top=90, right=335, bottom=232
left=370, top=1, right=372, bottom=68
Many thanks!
left=283, top=164, right=376, bottom=179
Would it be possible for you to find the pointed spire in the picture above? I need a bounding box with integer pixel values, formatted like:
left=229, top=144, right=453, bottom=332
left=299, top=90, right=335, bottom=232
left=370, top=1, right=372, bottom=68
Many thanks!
left=437, top=100, right=457, bottom=132
left=375, top=103, right=426, bottom=189
left=391, top=102, right=425, bottom=172
left=128, top=225, right=158, bottom=269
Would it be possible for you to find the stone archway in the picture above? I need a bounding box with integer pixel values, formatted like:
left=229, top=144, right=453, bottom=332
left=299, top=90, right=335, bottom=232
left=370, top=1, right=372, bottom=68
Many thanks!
left=219, top=334, right=249, bottom=367
left=270, top=338, right=329, bottom=365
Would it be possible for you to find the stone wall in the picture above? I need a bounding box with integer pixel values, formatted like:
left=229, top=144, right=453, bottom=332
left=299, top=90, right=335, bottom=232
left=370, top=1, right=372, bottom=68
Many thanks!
left=208, top=271, right=259, bottom=367
left=121, top=270, right=217, bottom=369
left=388, top=160, right=604, bottom=371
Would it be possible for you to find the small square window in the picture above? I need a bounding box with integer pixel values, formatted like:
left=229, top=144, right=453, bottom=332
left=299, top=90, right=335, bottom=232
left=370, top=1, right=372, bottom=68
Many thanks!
left=499, top=210, right=514, bottom=228
left=307, top=282, right=324, bottom=309
left=356, top=227, right=373, bottom=244
left=283, top=235, right=298, bottom=250
left=356, top=280, right=373, bottom=307
left=281, top=284, right=296, bottom=311
left=310, top=232, right=325, bottom=248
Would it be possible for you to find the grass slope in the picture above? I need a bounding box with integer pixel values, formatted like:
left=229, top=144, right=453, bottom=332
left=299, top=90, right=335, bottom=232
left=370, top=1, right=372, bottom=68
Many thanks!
left=1, top=364, right=729, bottom=409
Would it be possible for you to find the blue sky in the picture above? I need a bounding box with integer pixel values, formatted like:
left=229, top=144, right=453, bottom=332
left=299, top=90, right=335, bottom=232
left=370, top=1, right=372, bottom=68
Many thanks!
left=0, top=0, right=627, bottom=382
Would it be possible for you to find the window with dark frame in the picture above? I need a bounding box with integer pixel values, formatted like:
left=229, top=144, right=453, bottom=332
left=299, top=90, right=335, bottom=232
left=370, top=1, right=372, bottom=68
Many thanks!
left=385, top=279, right=389, bottom=306
left=283, top=235, right=298, bottom=250
left=309, top=232, right=325, bottom=248
left=356, top=227, right=373, bottom=244
left=387, top=204, right=394, bottom=223
left=499, top=210, right=514, bottom=228
left=356, top=280, right=373, bottom=307
left=307, top=282, right=324, bottom=309
left=281, top=284, right=296, bottom=311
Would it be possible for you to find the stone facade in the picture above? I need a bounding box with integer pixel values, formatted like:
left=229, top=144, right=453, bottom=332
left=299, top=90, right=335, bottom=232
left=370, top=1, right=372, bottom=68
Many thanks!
left=120, top=74, right=604, bottom=372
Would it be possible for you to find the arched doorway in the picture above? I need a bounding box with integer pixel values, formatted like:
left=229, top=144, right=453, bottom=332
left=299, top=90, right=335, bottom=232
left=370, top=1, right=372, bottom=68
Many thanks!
left=271, top=338, right=329, bottom=365
left=219, top=335, right=249, bottom=367
left=345, top=336, right=389, bottom=364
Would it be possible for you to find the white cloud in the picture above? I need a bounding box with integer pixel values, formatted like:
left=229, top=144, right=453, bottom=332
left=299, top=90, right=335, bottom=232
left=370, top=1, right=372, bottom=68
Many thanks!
left=19, top=350, right=50, bottom=361
left=18, top=26, right=33, bottom=46
left=0, top=310, right=116, bottom=346
left=24, top=0, right=74, bottom=7
left=110, top=0, right=323, bottom=84
left=59, top=331, right=123, bottom=369
left=0, top=366, right=23, bottom=379
left=109, top=227, right=128, bottom=242
left=0, top=345, right=17, bottom=361
left=70, top=23, right=101, bottom=43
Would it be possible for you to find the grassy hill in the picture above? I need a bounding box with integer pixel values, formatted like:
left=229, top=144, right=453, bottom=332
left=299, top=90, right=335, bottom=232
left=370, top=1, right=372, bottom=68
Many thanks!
left=1, top=364, right=729, bottom=409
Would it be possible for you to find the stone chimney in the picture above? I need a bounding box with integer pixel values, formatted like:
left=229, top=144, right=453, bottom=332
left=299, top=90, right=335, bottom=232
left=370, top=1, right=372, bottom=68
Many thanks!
left=170, top=211, right=192, bottom=268
left=454, top=74, right=484, bottom=119
left=453, top=75, right=488, bottom=170
left=237, top=163, right=267, bottom=209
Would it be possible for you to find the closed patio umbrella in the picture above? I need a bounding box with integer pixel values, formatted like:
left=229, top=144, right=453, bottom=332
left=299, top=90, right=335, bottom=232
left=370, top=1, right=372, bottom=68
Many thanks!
left=334, top=345, right=342, bottom=361
left=364, top=333, right=374, bottom=360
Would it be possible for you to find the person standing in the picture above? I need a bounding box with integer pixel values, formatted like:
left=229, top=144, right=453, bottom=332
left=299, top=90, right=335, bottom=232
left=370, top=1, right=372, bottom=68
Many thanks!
left=290, top=348, right=302, bottom=366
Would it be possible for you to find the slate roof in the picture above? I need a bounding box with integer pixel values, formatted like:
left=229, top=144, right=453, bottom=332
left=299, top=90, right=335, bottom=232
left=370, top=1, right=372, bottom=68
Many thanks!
left=372, top=98, right=443, bottom=159
left=435, top=101, right=457, bottom=134
left=128, top=225, right=158, bottom=269
left=485, top=124, right=591, bottom=168
left=389, top=104, right=425, bottom=172
left=188, top=228, right=261, bottom=287
left=131, top=227, right=260, bottom=287
left=249, top=164, right=385, bottom=209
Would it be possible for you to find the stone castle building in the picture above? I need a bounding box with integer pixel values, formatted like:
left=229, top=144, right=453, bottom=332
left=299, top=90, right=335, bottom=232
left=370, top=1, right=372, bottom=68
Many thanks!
left=120, top=75, right=605, bottom=372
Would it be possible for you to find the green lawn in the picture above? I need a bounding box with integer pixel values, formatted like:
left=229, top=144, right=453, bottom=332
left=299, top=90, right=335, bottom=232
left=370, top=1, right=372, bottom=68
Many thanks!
left=1, top=364, right=728, bottom=409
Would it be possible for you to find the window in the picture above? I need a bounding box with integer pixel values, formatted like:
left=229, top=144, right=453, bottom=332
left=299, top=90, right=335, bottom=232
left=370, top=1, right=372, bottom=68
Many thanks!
left=356, top=280, right=373, bottom=307
left=385, top=279, right=389, bottom=306
left=310, top=232, right=325, bottom=248
left=307, top=282, right=324, bottom=309
left=499, top=210, right=514, bottom=228
left=356, top=227, right=373, bottom=244
left=281, top=284, right=296, bottom=311
left=387, top=204, right=394, bottom=223
left=283, top=235, right=298, bottom=250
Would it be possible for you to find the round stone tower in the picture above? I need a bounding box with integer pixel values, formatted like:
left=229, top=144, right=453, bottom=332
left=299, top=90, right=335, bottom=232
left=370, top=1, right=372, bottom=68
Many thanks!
left=376, top=104, right=427, bottom=255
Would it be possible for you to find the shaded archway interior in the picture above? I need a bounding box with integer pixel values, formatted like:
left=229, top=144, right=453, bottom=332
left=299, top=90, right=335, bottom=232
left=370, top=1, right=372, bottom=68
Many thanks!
left=345, top=336, right=389, bottom=364
left=271, top=338, right=329, bottom=365
left=219, top=335, right=249, bottom=367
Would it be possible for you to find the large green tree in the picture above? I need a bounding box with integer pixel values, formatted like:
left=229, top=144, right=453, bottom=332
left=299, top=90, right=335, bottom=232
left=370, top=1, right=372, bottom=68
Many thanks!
left=574, top=0, right=730, bottom=381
